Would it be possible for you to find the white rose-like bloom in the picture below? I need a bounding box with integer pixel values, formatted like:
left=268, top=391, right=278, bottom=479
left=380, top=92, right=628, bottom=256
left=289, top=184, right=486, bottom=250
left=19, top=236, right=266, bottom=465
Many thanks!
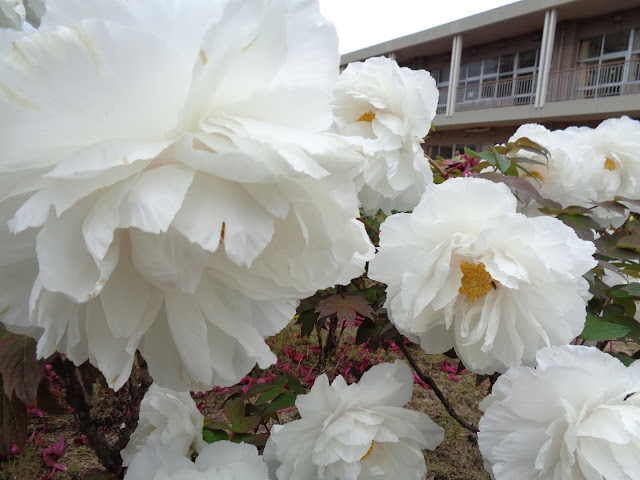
left=509, top=123, right=604, bottom=210
left=0, top=0, right=374, bottom=392
left=479, top=345, right=640, bottom=479
left=369, top=177, right=597, bottom=374
left=574, top=116, right=640, bottom=202
left=120, top=383, right=206, bottom=467
left=124, top=441, right=270, bottom=480
left=264, top=360, right=444, bottom=480
left=0, top=0, right=44, bottom=29
left=332, top=56, right=437, bottom=214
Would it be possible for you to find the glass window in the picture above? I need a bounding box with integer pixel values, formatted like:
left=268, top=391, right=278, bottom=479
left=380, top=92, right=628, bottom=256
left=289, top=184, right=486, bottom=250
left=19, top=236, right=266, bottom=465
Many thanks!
left=439, top=67, right=450, bottom=83
left=518, top=50, right=537, bottom=69
left=439, top=145, right=453, bottom=159
left=634, top=30, right=640, bottom=52
left=483, top=57, right=499, bottom=75
left=579, top=36, right=603, bottom=60
left=499, top=54, right=514, bottom=74
left=467, top=60, right=482, bottom=78
left=603, top=32, right=630, bottom=54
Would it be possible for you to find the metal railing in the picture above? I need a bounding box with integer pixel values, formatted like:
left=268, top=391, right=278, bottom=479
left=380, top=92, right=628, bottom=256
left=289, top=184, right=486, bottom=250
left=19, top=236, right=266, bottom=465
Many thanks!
left=433, top=59, right=640, bottom=113
left=546, top=58, right=640, bottom=102
left=436, top=87, right=448, bottom=114
left=454, top=74, right=537, bottom=111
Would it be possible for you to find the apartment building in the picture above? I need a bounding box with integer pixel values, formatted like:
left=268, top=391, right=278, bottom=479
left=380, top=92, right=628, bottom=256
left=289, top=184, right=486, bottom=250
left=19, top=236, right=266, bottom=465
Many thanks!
left=341, top=0, right=640, bottom=158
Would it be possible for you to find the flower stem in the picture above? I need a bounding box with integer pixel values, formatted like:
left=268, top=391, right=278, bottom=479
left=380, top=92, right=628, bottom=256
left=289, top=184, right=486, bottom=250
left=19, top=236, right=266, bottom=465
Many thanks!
left=358, top=217, right=380, bottom=235
left=395, top=339, right=479, bottom=434
left=426, top=154, right=448, bottom=179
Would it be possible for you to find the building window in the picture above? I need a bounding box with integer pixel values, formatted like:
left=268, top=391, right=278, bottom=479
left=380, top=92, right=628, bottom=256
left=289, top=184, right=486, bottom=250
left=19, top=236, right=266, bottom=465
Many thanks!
left=428, top=144, right=477, bottom=160
left=577, top=29, right=640, bottom=97
left=456, top=50, right=539, bottom=109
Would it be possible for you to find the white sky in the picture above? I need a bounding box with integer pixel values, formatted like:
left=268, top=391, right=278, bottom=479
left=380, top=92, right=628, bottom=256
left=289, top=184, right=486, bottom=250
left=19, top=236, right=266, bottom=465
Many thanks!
left=318, top=0, right=521, bottom=54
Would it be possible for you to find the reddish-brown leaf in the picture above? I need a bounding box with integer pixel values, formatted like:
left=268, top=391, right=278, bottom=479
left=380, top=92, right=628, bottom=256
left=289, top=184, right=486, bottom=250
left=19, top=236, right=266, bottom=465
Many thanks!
left=316, top=294, right=375, bottom=325
left=0, top=334, right=45, bottom=405
left=0, top=378, right=28, bottom=455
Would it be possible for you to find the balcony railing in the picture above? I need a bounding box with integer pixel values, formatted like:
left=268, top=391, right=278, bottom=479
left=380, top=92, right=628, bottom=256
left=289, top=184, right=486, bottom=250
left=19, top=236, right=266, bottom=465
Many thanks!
left=454, top=74, right=537, bottom=112
left=434, top=59, right=640, bottom=114
left=546, top=58, right=640, bottom=102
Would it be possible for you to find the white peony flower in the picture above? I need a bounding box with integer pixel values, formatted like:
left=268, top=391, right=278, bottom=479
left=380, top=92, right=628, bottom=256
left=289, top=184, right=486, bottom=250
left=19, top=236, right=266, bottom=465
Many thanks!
left=332, top=56, right=437, bottom=214
left=120, top=383, right=206, bottom=467
left=369, top=177, right=597, bottom=374
left=0, top=0, right=374, bottom=392
left=509, top=123, right=604, bottom=210
left=0, top=0, right=44, bottom=29
left=576, top=116, right=640, bottom=202
left=478, top=345, right=640, bottom=480
left=264, top=360, right=444, bottom=480
left=124, top=441, right=270, bottom=480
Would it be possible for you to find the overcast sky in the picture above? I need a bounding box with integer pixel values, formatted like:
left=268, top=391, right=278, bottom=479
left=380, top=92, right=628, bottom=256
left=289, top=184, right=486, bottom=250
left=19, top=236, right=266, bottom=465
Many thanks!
left=318, top=0, right=521, bottom=54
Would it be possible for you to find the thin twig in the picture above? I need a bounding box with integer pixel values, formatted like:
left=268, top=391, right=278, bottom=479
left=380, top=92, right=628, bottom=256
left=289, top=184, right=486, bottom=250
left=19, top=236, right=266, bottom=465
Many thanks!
left=395, top=340, right=479, bottom=434
left=358, top=217, right=380, bottom=235
left=426, top=154, right=448, bottom=178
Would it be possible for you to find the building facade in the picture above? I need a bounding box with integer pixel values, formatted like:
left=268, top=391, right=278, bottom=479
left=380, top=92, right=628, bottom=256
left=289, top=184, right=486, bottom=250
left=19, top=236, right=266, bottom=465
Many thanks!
left=341, top=0, right=640, bottom=158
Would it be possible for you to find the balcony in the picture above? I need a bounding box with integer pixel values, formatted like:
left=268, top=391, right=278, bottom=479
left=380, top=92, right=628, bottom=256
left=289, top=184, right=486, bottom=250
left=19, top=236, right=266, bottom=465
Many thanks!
left=546, top=58, right=640, bottom=102
left=434, top=59, right=640, bottom=115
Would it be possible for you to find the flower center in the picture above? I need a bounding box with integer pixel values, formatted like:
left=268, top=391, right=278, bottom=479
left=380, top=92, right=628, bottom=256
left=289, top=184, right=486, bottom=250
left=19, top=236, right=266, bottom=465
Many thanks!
left=524, top=170, right=544, bottom=183
left=219, top=222, right=226, bottom=244
left=459, top=261, right=497, bottom=301
left=357, top=111, right=376, bottom=123
left=361, top=441, right=375, bottom=460
left=604, top=157, right=616, bottom=171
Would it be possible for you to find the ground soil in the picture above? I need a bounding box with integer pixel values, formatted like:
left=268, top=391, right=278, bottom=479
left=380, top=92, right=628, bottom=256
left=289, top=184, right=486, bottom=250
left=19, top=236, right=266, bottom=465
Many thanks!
left=4, top=324, right=633, bottom=480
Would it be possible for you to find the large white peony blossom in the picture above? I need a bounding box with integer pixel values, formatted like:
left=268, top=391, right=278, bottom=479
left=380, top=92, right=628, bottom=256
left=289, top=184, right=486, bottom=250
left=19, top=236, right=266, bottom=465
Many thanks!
left=331, top=56, right=437, bottom=214
left=571, top=116, right=640, bottom=203
left=369, top=177, right=597, bottom=374
left=478, top=345, right=640, bottom=479
left=0, top=0, right=44, bottom=29
left=264, top=360, right=444, bottom=480
left=120, top=383, right=206, bottom=467
left=124, top=441, right=270, bottom=480
left=508, top=123, right=604, bottom=210
left=0, top=0, right=374, bottom=392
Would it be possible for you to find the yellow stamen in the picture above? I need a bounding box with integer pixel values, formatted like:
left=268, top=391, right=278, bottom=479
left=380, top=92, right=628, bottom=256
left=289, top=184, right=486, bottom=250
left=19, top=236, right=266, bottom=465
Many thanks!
left=524, top=170, right=544, bottom=183
left=357, top=111, right=376, bottom=123
left=361, top=441, right=375, bottom=460
left=219, top=222, right=226, bottom=244
left=459, top=261, right=497, bottom=301
left=604, top=157, right=616, bottom=171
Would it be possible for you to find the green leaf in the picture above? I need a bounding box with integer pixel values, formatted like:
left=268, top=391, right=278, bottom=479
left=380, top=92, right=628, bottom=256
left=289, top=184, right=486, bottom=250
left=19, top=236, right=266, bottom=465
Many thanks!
left=611, top=283, right=640, bottom=299
left=494, top=151, right=511, bottom=173
left=230, top=433, right=257, bottom=443
left=610, top=353, right=636, bottom=367
left=556, top=214, right=599, bottom=242
left=224, top=398, right=245, bottom=426
left=296, top=310, right=318, bottom=338
left=231, top=415, right=262, bottom=433
left=265, top=392, right=296, bottom=415
left=617, top=232, right=640, bottom=252
left=256, top=385, right=284, bottom=404
left=247, top=383, right=277, bottom=395
left=202, top=429, right=229, bottom=444
left=579, top=318, right=630, bottom=341
left=0, top=378, right=27, bottom=455
left=203, top=421, right=230, bottom=431
left=282, top=374, right=306, bottom=395
left=0, top=334, right=45, bottom=405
